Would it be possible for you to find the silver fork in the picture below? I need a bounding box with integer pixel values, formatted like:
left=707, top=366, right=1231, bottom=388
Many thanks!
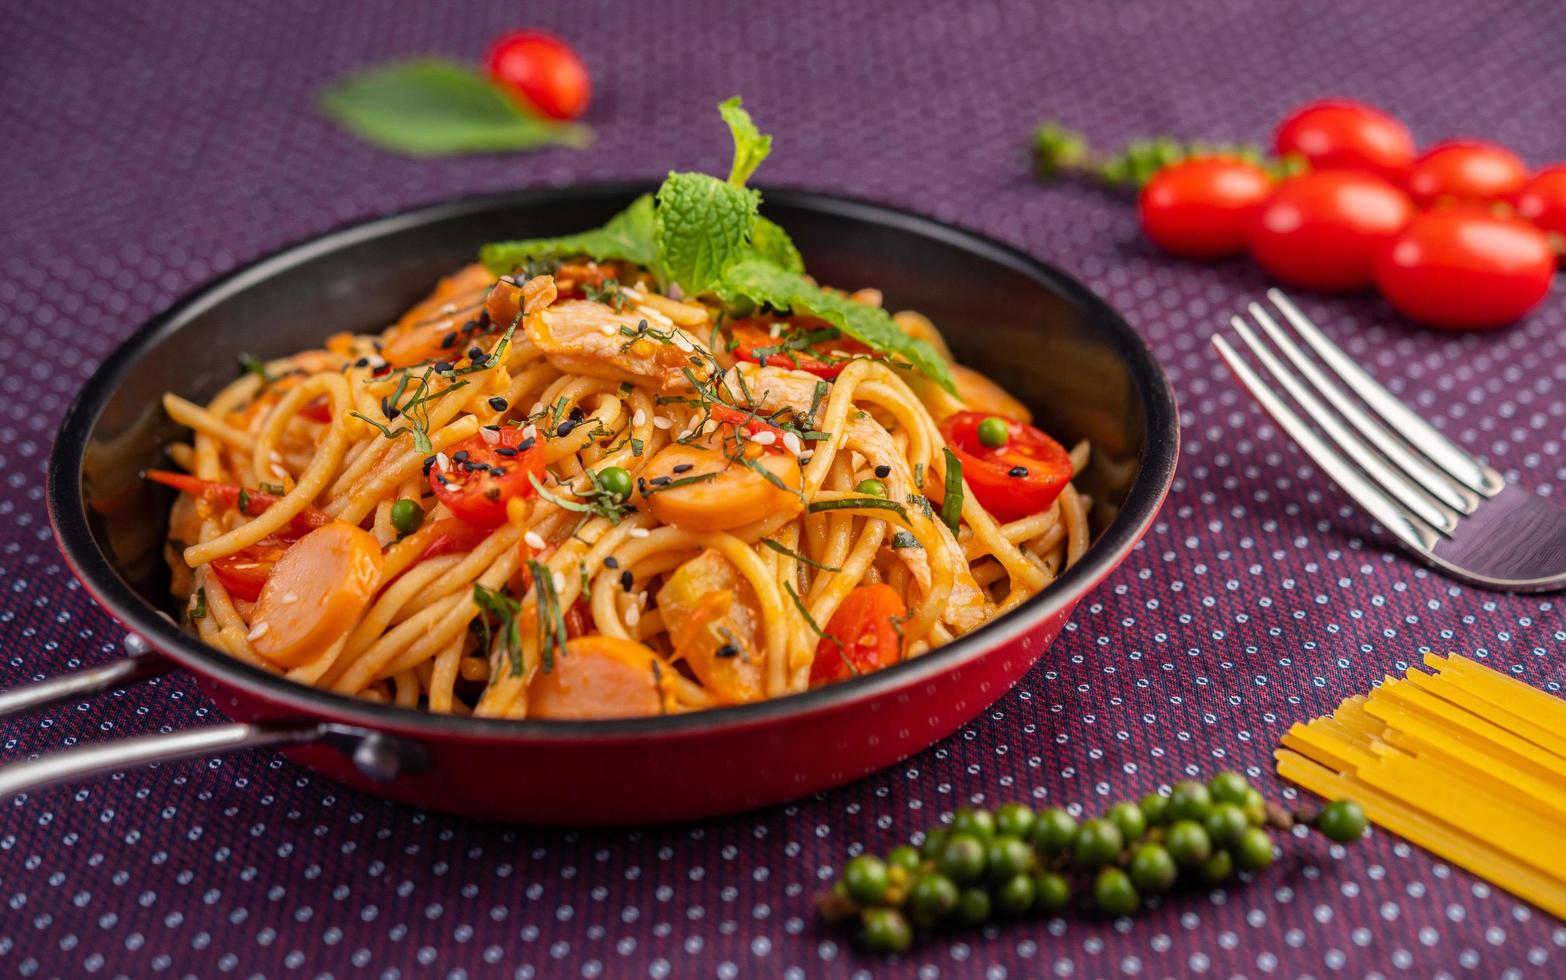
left=1213, top=289, right=1566, bottom=592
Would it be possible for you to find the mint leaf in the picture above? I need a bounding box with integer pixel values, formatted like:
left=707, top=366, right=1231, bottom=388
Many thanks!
left=481, top=194, right=657, bottom=274
left=719, top=258, right=955, bottom=393
left=320, top=59, right=589, bottom=157
left=750, top=216, right=804, bottom=273
left=654, top=172, right=759, bottom=295
left=718, top=96, right=772, bottom=186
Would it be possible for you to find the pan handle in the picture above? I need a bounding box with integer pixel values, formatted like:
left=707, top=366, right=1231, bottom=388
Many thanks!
left=0, top=633, right=173, bottom=722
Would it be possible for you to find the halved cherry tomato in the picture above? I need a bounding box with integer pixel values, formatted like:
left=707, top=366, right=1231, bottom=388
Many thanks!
left=1273, top=101, right=1415, bottom=185
left=729, top=319, right=874, bottom=380
left=810, top=584, right=907, bottom=687
left=415, top=517, right=491, bottom=564
left=564, top=598, right=592, bottom=639
left=1407, top=140, right=1528, bottom=207
left=210, top=538, right=293, bottom=602
left=299, top=397, right=332, bottom=424
left=1248, top=171, right=1414, bottom=291
left=484, top=30, right=591, bottom=121
left=938, top=411, right=1073, bottom=523
left=428, top=428, right=548, bottom=527
left=1517, top=165, right=1566, bottom=245
left=145, top=471, right=329, bottom=534
left=1137, top=158, right=1273, bottom=260
left=1374, top=207, right=1556, bottom=330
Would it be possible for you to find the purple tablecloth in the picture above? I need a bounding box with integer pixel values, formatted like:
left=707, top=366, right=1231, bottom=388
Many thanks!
left=4, top=0, right=1565, bottom=975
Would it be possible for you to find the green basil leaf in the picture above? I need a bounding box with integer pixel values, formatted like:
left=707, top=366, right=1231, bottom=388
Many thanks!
left=320, top=58, right=589, bottom=157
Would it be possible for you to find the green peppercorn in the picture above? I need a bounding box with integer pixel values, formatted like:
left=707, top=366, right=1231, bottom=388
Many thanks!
left=1208, top=770, right=1251, bottom=805
left=1034, top=870, right=1071, bottom=912
left=1204, top=803, right=1249, bottom=847
left=853, top=478, right=887, bottom=498
left=1073, top=818, right=1124, bottom=867
left=993, top=873, right=1037, bottom=916
left=390, top=498, right=423, bottom=535
left=907, top=873, right=959, bottom=926
left=949, top=807, right=997, bottom=842
left=956, top=887, right=992, bottom=924
left=986, top=835, right=1035, bottom=880
left=1200, top=849, right=1234, bottom=884
left=1167, top=780, right=1213, bottom=821
left=1242, top=787, right=1267, bottom=827
left=995, top=803, right=1036, bottom=840
left=861, top=907, right=913, bottom=954
left=596, top=465, right=633, bottom=501
left=976, top=416, right=1010, bottom=448
left=1234, top=827, right=1275, bottom=871
left=1316, top=800, right=1368, bottom=842
left=1107, top=801, right=1147, bottom=842
left=842, top=855, right=890, bottom=905
left=887, top=845, right=921, bottom=873
left=1127, top=843, right=1178, bottom=894
left=1093, top=867, right=1139, bottom=916
left=937, top=833, right=988, bottom=884
left=1165, top=820, right=1213, bottom=867
left=920, top=828, right=949, bottom=860
left=1139, top=791, right=1170, bottom=826
left=1032, top=808, right=1077, bottom=854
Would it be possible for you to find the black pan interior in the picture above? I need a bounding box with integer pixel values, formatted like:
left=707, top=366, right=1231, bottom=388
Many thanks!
left=56, top=184, right=1177, bottom=681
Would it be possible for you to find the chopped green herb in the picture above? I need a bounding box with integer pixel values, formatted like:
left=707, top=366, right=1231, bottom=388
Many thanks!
left=526, top=560, right=569, bottom=672
left=472, top=583, right=524, bottom=676
left=258, top=482, right=285, bottom=495
left=239, top=353, right=274, bottom=384
left=190, top=588, right=208, bottom=621
left=237, top=487, right=251, bottom=512
left=761, top=537, right=842, bottom=572
left=890, top=530, right=922, bottom=550
left=940, top=447, right=965, bottom=535
left=807, top=496, right=911, bottom=522
left=640, top=471, right=719, bottom=495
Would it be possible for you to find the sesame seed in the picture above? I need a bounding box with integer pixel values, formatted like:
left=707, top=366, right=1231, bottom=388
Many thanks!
left=625, top=605, right=641, bottom=627
left=480, top=427, right=501, bottom=445
left=280, top=593, right=298, bottom=604
left=672, top=463, right=693, bottom=474
left=782, top=432, right=802, bottom=454
left=246, top=622, right=269, bottom=641
left=604, top=556, right=620, bottom=569
left=749, top=430, right=777, bottom=446
left=435, top=452, right=450, bottom=471
left=632, top=409, right=647, bottom=427
left=489, top=396, right=508, bottom=411
left=521, top=424, right=538, bottom=440
left=524, top=531, right=546, bottom=550
left=553, top=571, right=566, bottom=593
left=652, top=417, right=673, bottom=430
left=628, top=527, right=650, bottom=538
left=620, top=570, right=634, bottom=591
left=1009, top=466, right=1030, bottom=477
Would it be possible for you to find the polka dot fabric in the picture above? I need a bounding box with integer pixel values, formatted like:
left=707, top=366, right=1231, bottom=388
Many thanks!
left=3, top=0, right=1566, bottom=975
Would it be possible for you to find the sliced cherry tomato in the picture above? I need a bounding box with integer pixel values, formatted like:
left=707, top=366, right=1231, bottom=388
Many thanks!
left=1138, top=158, right=1274, bottom=260
left=299, top=396, right=332, bottom=423
left=1273, top=101, right=1415, bottom=185
left=484, top=30, right=590, bottom=121
left=810, top=584, right=907, bottom=687
left=428, top=428, right=547, bottom=527
left=1407, top=140, right=1528, bottom=207
left=729, top=318, right=874, bottom=379
left=938, top=411, right=1073, bottom=523
left=415, top=517, right=491, bottom=564
left=1374, top=207, right=1556, bottom=330
left=564, top=598, right=592, bottom=639
left=1517, top=165, right=1566, bottom=244
left=145, top=471, right=329, bottom=534
left=210, top=538, right=293, bottom=602
left=1248, top=171, right=1414, bottom=292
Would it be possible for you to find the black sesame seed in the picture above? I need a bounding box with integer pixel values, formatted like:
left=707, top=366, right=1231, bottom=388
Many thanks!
left=875, top=464, right=891, bottom=479
left=1008, top=466, right=1029, bottom=477
left=620, top=570, right=634, bottom=591
left=495, top=447, right=518, bottom=457
left=488, top=396, right=509, bottom=411
left=603, top=556, right=620, bottom=569
left=434, top=360, right=454, bottom=373
left=483, top=424, right=501, bottom=431
left=715, top=643, right=740, bottom=659
left=649, top=476, right=671, bottom=487
left=468, top=347, right=484, bottom=360
left=452, top=451, right=469, bottom=463
left=355, top=356, right=370, bottom=368
left=441, top=331, right=458, bottom=348
left=517, top=437, right=536, bottom=452
left=568, top=407, right=586, bottom=422
left=672, top=463, right=694, bottom=474
left=476, top=309, right=491, bottom=328
left=556, top=420, right=577, bottom=437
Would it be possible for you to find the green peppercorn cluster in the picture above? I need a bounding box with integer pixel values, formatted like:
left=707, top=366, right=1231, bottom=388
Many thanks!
left=1030, top=123, right=1307, bottom=190
left=820, top=774, right=1368, bottom=954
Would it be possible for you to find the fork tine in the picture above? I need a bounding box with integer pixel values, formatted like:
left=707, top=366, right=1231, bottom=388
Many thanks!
left=1213, top=334, right=1441, bottom=555
left=1267, top=289, right=1506, bottom=497
left=1228, top=316, right=1459, bottom=535
left=1248, top=301, right=1480, bottom=515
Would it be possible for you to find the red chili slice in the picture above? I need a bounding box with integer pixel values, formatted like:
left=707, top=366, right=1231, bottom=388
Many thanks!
left=145, top=471, right=329, bottom=534
left=729, top=318, right=874, bottom=380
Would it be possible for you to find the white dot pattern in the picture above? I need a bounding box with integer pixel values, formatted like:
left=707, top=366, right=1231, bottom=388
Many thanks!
left=3, top=0, right=1566, bottom=976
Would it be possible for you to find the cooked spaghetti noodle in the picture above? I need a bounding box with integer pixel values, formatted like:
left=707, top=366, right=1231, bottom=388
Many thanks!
left=155, top=101, right=1094, bottom=720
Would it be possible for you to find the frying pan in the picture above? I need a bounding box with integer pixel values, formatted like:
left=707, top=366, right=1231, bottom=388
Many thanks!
left=4, top=185, right=1178, bottom=824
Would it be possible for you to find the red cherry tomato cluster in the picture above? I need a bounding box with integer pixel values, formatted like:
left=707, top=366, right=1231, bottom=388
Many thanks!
left=483, top=30, right=591, bottom=121
left=1136, top=100, right=1562, bottom=330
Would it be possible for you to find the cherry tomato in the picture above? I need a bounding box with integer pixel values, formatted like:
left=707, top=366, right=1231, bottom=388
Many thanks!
left=428, top=427, right=547, bottom=527
left=210, top=538, right=293, bottom=602
left=299, top=396, right=333, bottom=423
left=729, top=319, right=874, bottom=379
left=1407, top=140, right=1528, bottom=207
left=1273, top=100, right=1415, bottom=184
left=1374, top=207, right=1556, bottom=330
left=145, top=471, right=329, bottom=534
left=1248, top=171, right=1414, bottom=291
left=938, top=411, right=1074, bottom=523
left=1137, top=158, right=1274, bottom=260
left=483, top=30, right=590, bottom=121
left=810, top=584, right=907, bottom=686
left=1516, top=165, right=1566, bottom=243
left=414, top=517, right=491, bottom=564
